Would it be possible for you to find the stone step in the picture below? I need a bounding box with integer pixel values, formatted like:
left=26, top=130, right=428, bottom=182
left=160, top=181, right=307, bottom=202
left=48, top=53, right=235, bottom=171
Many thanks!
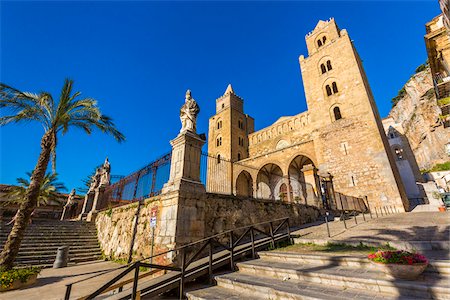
left=15, top=242, right=100, bottom=250
left=187, top=272, right=394, bottom=300
left=236, top=259, right=450, bottom=299
left=259, top=251, right=450, bottom=276
left=0, top=235, right=98, bottom=241
left=17, top=247, right=101, bottom=257
left=14, top=255, right=102, bottom=267
left=16, top=249, right=102, bottom=260
left=0, top=230, right=97, bottom=235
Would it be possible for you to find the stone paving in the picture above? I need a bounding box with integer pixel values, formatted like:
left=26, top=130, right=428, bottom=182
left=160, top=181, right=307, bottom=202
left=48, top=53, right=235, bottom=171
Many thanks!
left=0, top=261, right=127, bottom=300
left=292, top=211, right=450, bottom=245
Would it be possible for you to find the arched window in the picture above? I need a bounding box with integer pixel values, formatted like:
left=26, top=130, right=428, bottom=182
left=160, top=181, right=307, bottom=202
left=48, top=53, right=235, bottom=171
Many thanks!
left=217, top=154, right=221, bottom=164
left=222, top=103, right=225, bottom=109
left=216, top=136, right=222, bottom=146
left=327, top=60, right=332, bottom=71
left=332, top=82, right=338, bottom=93
left=320, top=64, right=327, bottom=74
left=237, top=153, right=241, bottom=161
left=322, top=36, right=327, bottom=44
left=217, top=120, right=222, bottom=129
left=317, top=40, right=322, bottom=47
left=333, top=106, right=342, bottom=121
left=326, top=85, right=332, bottom=96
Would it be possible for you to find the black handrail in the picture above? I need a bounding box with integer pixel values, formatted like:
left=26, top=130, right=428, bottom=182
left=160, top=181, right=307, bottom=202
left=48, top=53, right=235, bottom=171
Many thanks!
left=66, top=217, right=291, bottom=300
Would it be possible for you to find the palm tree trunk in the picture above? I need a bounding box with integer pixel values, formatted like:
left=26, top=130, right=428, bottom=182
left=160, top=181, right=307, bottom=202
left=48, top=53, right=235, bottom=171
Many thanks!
left=0, top=129, right=55, bottom=270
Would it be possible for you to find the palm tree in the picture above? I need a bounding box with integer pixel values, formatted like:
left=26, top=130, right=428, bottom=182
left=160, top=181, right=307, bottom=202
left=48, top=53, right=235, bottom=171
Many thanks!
left=4, top=172, right=67, bottom=207
left=0, top=79, right=125, bottom=270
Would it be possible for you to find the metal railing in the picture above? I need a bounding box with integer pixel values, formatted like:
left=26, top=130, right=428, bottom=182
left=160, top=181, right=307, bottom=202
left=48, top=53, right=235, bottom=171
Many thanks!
left=101, top=152, right=171, bottom=209
left=65, top=217, right=291, bottom=300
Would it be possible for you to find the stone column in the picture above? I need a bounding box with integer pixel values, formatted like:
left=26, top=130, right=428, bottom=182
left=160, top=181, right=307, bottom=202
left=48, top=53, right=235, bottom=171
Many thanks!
left=301, top=164, right=318, bottom=206
left=162, top=130, right=206, bottom=193
left=283, top=176, right=292, bottom=202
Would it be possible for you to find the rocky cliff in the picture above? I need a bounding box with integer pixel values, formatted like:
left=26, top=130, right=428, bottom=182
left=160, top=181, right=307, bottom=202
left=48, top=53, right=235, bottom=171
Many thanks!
left=385, top=67, right=449, bottom=170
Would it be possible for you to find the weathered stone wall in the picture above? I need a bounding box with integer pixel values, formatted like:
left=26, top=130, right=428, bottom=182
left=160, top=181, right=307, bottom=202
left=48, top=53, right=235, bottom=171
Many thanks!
left=95, top=191, right=320, bottom=262
left=202, top=193, right=320, bottom=237
left=95, top=195, right=178, bottom=264
left=386, top=68, right=450, bottom=171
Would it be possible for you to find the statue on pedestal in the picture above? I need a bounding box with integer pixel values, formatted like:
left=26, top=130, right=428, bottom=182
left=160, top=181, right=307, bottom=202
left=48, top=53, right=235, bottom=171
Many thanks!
left=99, top=158, right=111, bottom=187
left=180, top=89, right=200, bottom=133
left=88, top=168, right=101, bottom=194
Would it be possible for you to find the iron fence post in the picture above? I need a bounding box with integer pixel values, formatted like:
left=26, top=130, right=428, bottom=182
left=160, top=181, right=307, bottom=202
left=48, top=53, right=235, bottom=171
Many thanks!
left=325, top=211, right=331, bottom=238
left=132, top=262, right=140, bottom=300
left=179, top=249, right=186, bottom=300
left=229, top=232, right=235, bottom=271
left=375, top=207, right=378, bottom=218
left=380, top=206, right=384, bottom=216
left=342, top=212, right=347, bottom=229
left=384, top=207, right=388, bottom=215
left=286, top=218, right=291, bottom=244
left=208, top=239, right=213, bottom=284
left=250, top=227, right=256, bottom=258
left=365, top=196, right=372, bottom=219
left=64, top=283, right=72, bottom=300
left=269, top=222, right=275, bottom=249
left=362, top=208, right=366, bottom=221
left=354, top=210, right=358, bottom=225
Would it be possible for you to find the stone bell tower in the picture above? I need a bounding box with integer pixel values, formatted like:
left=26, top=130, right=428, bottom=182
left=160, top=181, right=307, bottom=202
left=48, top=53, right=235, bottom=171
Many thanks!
left=299, top=18, right=409, bottom=211
left=206, top=84, right=254, bottom=193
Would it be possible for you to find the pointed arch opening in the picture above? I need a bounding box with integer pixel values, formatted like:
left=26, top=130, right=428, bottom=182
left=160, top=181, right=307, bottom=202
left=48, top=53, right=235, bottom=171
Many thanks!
left=236, top=170, right=253, bottom=197
left=256, top=163, right=283, bottom=200
left=288, top=155, right=319, bottom=205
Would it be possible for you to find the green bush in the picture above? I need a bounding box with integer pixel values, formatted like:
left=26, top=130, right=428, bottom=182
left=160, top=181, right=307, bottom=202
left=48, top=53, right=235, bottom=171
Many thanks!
left=0, top=267, right=41, bottom=289
left=415, top=63, right=428, bottom=73
left=438, top=97, right=450, bottom=106
left=391, top=87, right=407, bottom=108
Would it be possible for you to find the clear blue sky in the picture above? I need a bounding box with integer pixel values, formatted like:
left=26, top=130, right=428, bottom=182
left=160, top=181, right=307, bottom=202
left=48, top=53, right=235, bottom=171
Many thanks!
left=0, top=1, right=440, bottom=192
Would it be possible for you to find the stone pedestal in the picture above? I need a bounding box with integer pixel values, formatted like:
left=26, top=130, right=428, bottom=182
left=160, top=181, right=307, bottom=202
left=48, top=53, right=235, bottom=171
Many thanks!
left=79, top=186, right=106, bottom=221
left=162, top=130, right=206, bottom=194
left=79, top=191, right=95, bottom=220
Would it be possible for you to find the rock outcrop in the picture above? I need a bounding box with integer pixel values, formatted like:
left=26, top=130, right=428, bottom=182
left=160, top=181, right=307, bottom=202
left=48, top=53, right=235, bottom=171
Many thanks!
left=385, top=67, right=449, bottom=170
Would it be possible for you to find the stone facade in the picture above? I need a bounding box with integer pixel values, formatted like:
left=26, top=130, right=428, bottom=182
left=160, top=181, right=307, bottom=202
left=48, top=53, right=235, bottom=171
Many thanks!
left=207, top=19, right=409, bottom=211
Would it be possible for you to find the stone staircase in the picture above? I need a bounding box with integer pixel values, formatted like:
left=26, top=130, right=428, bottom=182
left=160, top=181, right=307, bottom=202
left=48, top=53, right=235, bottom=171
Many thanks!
left=187, top=251, right=450, bottom=300
left=0, top=220, right=102, bottom=268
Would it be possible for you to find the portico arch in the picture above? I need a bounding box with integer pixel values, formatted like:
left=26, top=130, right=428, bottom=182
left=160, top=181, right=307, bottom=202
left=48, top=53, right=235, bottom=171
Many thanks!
left=235, top=170, right=253, bottom=197
left=256, top=163, right=284, bottom=200
left=288, top=155, right=319, bottom=205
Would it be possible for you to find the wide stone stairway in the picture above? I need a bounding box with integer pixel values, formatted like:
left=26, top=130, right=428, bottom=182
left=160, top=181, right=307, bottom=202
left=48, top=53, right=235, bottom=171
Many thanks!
left=0, top=220, right=102, bottom=268
left=187, top=212, right=450, bottom=300
left=186, top=250, right=450, bottom=299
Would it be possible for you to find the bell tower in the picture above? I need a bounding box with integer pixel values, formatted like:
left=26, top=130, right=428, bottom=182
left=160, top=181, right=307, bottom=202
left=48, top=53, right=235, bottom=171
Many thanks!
left=207, top=84, right=254, bottom=162
left=299, top=18, right=409, bottom=210
left=206, top=85, right=254, bottom=193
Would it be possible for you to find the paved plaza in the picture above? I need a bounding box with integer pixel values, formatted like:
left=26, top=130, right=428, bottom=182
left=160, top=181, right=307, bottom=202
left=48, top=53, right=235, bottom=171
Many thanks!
left=0, top=261, right=127, bottom=300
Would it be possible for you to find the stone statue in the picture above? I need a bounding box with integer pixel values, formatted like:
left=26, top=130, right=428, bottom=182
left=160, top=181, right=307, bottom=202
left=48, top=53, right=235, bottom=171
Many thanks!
left=65, top=189, right=76, bottom=206
left=88, top=168, right=102, bottom=193
left=100, top=158, right=111, bottom=186
left=180, top=89, right=200, bottom=133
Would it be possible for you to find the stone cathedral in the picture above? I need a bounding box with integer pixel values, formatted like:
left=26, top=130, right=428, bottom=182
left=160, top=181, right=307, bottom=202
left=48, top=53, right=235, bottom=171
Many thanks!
left=207, top=19, right=409, bottom=211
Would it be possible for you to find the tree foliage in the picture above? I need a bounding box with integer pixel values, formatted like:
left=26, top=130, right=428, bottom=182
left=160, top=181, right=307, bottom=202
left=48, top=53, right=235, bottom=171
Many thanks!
left=4, top=172, right=67, bottom=207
